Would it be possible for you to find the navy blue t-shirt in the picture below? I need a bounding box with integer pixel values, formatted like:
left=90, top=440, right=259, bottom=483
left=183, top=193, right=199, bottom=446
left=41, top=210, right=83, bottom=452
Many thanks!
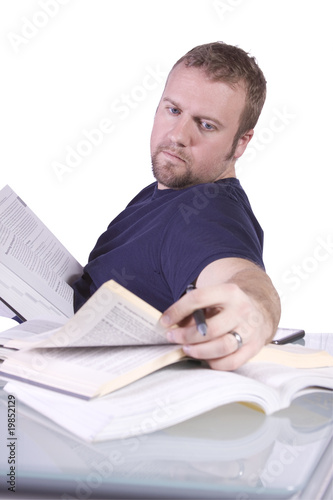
left=72, top=178, right=264, bottom=313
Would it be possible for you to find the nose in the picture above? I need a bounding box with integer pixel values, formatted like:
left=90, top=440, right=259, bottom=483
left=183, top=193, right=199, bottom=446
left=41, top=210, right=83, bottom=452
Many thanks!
left=168, top=115, right=193, bottom=147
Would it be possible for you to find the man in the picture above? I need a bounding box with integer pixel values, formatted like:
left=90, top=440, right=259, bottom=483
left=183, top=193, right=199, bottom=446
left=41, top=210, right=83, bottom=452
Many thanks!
left=73, top=42, right=281, bottom=370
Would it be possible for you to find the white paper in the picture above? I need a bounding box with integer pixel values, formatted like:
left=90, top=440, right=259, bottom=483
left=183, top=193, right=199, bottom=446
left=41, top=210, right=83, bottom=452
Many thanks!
left=0, top=185, right=83, bottom=320
left=0, top=185, right=82, bottom=283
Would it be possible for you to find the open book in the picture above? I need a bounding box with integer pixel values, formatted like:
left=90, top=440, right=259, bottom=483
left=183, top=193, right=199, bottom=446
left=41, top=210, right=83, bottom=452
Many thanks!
left=0, top=280, right=187, bottom=398
left=0, top=278, right=332, bottom=411
left=2, top=349, right=333, bottom=442
left=0, top=185, right=332, bottom=441
left=0, top=185, right=82, bottom=321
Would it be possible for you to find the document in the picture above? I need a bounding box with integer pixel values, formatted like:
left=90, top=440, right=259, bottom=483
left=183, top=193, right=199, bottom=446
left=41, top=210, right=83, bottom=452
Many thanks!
left=0, top=185, right=82, bottom=320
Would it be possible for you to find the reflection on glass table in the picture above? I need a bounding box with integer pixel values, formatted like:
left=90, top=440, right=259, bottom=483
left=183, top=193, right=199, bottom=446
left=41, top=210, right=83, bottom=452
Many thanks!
left=0, top=383, right=332, bottom=499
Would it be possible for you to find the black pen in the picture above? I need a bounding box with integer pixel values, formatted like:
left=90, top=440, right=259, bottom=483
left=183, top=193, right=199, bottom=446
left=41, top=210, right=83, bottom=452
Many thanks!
left=186, top=284, right=207, bottom=336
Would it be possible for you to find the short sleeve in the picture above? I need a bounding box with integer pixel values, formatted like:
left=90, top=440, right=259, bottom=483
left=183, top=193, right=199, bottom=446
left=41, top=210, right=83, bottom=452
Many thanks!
left=160, top=183, right=264, bottom=302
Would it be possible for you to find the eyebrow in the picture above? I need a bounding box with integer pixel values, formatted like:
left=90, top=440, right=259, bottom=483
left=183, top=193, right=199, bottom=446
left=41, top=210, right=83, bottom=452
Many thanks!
left=162, top=97, right=225, bottom=129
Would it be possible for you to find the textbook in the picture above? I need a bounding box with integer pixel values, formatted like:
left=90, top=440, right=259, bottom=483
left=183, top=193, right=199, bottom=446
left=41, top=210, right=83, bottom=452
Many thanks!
left=1, top=346, right=333, bottom=442
left=0, top=185, right=83, bottom=322
left=0, top=279, right=187, bottom=398
left=0, top=277, right=332, bottom=407
left=0, top=186, right=333, bottom=441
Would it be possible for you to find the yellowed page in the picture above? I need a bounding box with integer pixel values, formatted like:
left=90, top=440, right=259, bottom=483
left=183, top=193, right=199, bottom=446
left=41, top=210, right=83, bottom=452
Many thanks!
left=7, top=280, right=168, bottom=349
left=0, top=343, right=184, bottom=399
left=250, top=343, right=333, bottom=368
left=2, top=357, right=333, bottom=441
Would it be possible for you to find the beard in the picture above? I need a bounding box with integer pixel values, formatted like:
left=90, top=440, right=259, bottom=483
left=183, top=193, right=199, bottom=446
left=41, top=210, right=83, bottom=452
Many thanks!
left=151, top=142, right=237, bottom=190
left=151, top=145, right=199, bottom=189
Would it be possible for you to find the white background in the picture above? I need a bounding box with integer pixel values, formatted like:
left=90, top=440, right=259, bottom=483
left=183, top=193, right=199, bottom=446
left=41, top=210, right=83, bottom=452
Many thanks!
left=0, top=0, right=332, bottom=334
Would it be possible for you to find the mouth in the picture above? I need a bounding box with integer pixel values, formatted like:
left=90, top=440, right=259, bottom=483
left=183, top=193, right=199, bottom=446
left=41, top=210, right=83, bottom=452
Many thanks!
left=162, top=150, right=186, bottom=163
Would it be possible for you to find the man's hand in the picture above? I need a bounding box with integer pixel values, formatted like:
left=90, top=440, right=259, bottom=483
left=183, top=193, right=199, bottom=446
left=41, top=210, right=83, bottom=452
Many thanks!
left=159, top=258, right=281, bottom=370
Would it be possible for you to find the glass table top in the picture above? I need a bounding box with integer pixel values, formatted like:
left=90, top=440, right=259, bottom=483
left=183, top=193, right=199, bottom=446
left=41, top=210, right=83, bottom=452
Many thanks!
left=0, top=382, right=332, bottom=499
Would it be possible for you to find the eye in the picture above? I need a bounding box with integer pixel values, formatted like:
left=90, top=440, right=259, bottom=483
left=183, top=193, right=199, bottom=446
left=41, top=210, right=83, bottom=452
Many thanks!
left=201, top=121, right=215, bottom=131
left=168, top=107, right=180, bottom=115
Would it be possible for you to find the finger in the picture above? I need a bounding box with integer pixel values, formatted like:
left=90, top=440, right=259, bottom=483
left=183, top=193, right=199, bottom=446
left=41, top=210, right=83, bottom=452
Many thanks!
left=185, top=339, right=262, bottom=371
left=167, top=323, right=207, bottom=344
left=208, top=343, right=261, bottom=371
left=183, top=332, right=240, bottom=358
left=160, top=284, right=242, bottom=328
left=167, top=307, right=249, bottom=346
left=203, top=312, right=254, bottom=344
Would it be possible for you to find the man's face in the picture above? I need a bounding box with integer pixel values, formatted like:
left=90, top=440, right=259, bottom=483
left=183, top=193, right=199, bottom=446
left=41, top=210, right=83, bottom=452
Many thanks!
left=150, top=63, right=253, bottom=190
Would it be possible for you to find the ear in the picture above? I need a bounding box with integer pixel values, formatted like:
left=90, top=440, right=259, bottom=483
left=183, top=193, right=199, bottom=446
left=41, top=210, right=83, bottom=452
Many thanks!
left=233, top=129, right=254, bottom=159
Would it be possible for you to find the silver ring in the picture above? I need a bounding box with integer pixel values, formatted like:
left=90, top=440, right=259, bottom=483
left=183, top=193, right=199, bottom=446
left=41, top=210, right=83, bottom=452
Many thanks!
left=231, top=331, right=243, bottom=350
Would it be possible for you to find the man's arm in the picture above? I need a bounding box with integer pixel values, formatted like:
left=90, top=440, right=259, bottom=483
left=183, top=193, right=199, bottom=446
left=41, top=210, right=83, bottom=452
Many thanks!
left=159, top=258, right=281, bottom=370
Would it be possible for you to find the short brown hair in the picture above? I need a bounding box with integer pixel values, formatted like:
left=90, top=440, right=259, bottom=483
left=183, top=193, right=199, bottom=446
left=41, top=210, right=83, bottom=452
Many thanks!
left=173, top=42, right=267, bottom=141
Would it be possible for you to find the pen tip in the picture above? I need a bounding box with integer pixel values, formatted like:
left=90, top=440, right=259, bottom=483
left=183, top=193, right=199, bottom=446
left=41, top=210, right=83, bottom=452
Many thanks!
left=198, top=324, right=207, bottom=336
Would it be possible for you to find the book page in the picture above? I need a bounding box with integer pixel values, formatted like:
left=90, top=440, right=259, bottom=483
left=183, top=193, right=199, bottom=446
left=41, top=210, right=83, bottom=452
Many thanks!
left=1, top=363, right=277, bottom=441
left=0, top=185, right=83, bottom=319
left=0, top=318, right=65, bottom=345
left=0, top=223, right=74, bottom=305
left=3, top=380, right=112, bottom=441
left=303, top=332, right=333, bottom=353
left=10, top=281, right=168, bottom=349
left=0, top=185, right=82, bottom=284
left=250, top=343, right=333, bottom=368
left=0, top=260, right=74, bottom=320
left=0, top=344, right=185, bottom=398
left=236, top=360, right=333, bottom=408
left=2, top=356, right=333, bottom=441
left=0, top=299, right=16, bottom=318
